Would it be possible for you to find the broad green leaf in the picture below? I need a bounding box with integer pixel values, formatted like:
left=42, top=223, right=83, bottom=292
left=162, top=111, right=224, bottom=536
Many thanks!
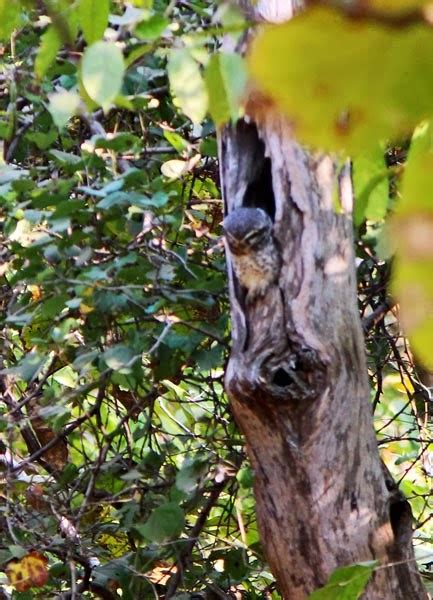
left=161, top=159, right=188, bottom=179
left=52, top=366, right=78, bottom=388
left=0, top=1, right=20, bottom=41
left=224, top=549, right=248, bottom=579
left=134, top=14, right=168, bottom=40
left=35, top=26, right=61, bottom=79
left=50, top=149, right=83, bottom=166
left=308, top=562, right=377, bottom=600
left=78, top=0, right=109, bottom=44
left=26, top=130, right=58, bottom=150
left=102, top=345, right=139, bottom=374
left=94, top=133, right=141, bottom=152
left=136, top=502, right=185, bottom=543
left=200, top=138, right=218, bottom=157
left=1, top=352, right=47, bottom=382
left=48, top=90, right=81, bottom=129
left=163, top=130, right=189, bottom=152
left=353, top=145, right=389, bottom=226
left=236, top=466, right=253, bottom=488
left=391, top=122, right=433, bottom=367
left=81, top=41, right=125, bottom=111
left=167, top=49, right=208, bottom=124
left=248, top=7, right=433, bottom=153
left=175, top=457, right=207, bottom=493
left=205, top=52, right=247, bottom=127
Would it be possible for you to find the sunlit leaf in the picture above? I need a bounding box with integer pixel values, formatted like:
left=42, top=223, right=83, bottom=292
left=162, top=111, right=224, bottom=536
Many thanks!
left=353, top=145, right=389, bottom=226
left=134, top=14, right=168, bottom=40
left=248, top=7, right=433, bottom=153
left=78, top=0, right=109, bottom=44
left=81, top=41, right=125, bottom=111
left=391, top=123, right=433, bottom=367
left=307, top=562, right=377, bottom=599
left=205, top=52, right=247, bottom=127
left=48, top=89, right=81, bottom=129
left=0, top=1, right=20, bottom=40
left=167, top=49, right=208, bottom=124
left=161, top=159, right=188, bottom=179
left=35, top=26, right=61, bottom=79
left=97, top=531, right=131, bottom=558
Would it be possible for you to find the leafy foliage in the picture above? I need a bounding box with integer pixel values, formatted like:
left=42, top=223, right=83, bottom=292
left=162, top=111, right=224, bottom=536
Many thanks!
left=0, top=1, right=431, bottom=599
left=248, top=6, right=433, bottom=154
left=307, top=562, right=377, bottom=600
left=0, top=1, right=262, bottom=598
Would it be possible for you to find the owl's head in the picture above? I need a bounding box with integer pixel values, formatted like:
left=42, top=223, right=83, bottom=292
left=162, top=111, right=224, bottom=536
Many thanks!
left=223, top=207, right=273, bottom=255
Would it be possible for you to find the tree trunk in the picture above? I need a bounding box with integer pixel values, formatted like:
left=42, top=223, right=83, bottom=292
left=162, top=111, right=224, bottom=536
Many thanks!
left=218, top=3, right=428, bottom=599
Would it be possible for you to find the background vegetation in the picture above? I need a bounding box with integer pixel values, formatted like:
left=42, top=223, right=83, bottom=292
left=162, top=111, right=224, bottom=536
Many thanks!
left=0, top=0, right=431, bottom=598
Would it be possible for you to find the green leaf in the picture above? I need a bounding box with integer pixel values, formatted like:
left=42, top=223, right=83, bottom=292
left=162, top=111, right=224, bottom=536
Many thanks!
left=307, top=562, right=377, bottom=600
left=26, top=129, right=58, bottom=150
left=136, top=502, right=185, bottom=543
left=175, top=457, right=207, bottom=494
left=163, top=130, right=189, bottom=153
left=134, top=14, right=168, bottom=40
left=248, top=7, right=433, bottom=153
left=161, top=159, right=188, bottom=179
left=224, top=549, right=248, bottom=579
left=205, top=52, right=247, bottom=127
left=39, top=294, right=69, bottom=319
left=103, top=345, right=139, bottom=374
left=391, top=122, right=433, bottom=368
left=167, top=49, right=208, bottom=124
left=35, top=26, right=61, bottom=79
left=199, top=138, right=218, bottom=157
left=236, top=466, right=253, bottom=488
left=48, top=89, right=81, bottom=129
left=78, top=0, right=109, bottom=44
left=353, top=145, right=389, bottom=226
left=0, top=1, right=20, bottom=41
left=8, top=545, right=27, bottom=560
left=81, top=41, right=125, bottom=111
left=1, top=352, right=47, bottom=382
left=94, top=133, right=141, bottom=152
left=59, top=463, right=79, bottom=485
left=50, top=149, right=83, bottom=166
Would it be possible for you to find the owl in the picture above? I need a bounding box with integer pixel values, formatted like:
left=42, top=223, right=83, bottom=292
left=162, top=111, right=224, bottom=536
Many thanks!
left=223, top=207, right=281, bottom=301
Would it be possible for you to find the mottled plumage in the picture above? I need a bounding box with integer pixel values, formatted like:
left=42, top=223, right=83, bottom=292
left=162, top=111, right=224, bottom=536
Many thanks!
left=223, top=207, right=280, bottom=301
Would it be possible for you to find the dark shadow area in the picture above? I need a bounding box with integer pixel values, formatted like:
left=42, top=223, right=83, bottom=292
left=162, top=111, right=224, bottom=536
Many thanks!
left=228, top=120, right=275, bottom=220
left=272, top=367, right=294, bottom=387
left=243, top=156, right=275, bottom=220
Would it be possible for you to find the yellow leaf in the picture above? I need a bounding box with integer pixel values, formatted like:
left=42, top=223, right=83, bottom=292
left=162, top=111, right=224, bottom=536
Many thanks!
left=97, top=531, right=131, bottom=558
left=248, top=7, right=433, bottom=153
left=27, top=285, right=42, bottom=301
left=79, top=302, right=94, bottom=314
left=6, top=552, right=49, bottom=591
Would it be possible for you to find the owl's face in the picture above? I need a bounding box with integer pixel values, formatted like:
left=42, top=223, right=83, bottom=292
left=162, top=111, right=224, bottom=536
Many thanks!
left=223, top=208, right=273, bottom=255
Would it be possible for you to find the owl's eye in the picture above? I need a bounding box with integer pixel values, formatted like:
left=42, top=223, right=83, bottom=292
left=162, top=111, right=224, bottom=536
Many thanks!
left=244, top=226, right=268, bottom=244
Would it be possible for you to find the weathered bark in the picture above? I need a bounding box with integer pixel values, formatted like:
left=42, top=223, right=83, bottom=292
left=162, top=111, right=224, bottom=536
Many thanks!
left=218, top=2, right=428, bottom=599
